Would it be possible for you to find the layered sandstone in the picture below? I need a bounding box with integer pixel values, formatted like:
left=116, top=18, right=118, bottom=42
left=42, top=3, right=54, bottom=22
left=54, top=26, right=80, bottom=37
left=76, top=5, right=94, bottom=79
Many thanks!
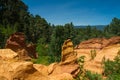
left=75, top=36, right=120, bottom=74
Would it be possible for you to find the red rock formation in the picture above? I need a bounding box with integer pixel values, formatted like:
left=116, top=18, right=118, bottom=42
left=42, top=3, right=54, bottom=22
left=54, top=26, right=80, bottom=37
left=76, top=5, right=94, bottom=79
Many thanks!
left=5, top=32, right=37, bottom=60
left=27, top=44, right=38, bottom=58
left=76, top=36, right=120, bottom=49
left=5, top=32, right=26, bottom=51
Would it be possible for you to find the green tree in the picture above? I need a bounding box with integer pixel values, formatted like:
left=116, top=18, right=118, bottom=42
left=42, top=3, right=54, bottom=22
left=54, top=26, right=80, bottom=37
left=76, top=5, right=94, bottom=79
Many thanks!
left=103, top=50, right=120, bottom=80
left=25, top=15, right=51, bottom=43
left=0, top=24, right=17, bottom=48
left=103, top=17, right=120, bottom=37
left=64, top=22, right=75, bottom=39
left=50, top=25, right=65, bottom=62
left=0, top=0, right=29, bottom=27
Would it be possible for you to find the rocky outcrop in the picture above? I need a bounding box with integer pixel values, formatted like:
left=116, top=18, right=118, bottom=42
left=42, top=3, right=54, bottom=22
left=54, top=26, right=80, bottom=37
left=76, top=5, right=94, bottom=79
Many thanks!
left=0, top=61, right=35, bottom=80
left=26, top=44, right=38, bottom=58
left=0, top=49, right=46, bottom=80
left=0, top=39, right=79, bottom=80
left=5, top=32, right=38, bottom=60
left=76, top=36, right=120, bottom=49
left=0, top=49, right=18, bottom=61
left=51, top=39, right=79, bottom=77
left=33, top=39, right=79, bottom=78
left=75, top=36, right=120, bottom=74
left=83, top=44, right=120, bottom=74
left=61, top=39, right=77, bottom=64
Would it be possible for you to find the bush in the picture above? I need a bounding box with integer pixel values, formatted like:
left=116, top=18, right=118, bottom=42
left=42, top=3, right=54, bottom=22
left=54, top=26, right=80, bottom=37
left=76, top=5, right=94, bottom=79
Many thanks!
left=90, top=49, right=96, bottom=60
left=75, top=56, right=103, bottom=80
left=107, top=74, right=120, bottom=80
left=32, top=56, right=50, bottom=65
left=75, top=56, right=85, bottom=80
left=103, top=50, right=120, bottom=80
left=35, top=38, right=51, bottom=65
left=84, top=71, right=102, bottom=80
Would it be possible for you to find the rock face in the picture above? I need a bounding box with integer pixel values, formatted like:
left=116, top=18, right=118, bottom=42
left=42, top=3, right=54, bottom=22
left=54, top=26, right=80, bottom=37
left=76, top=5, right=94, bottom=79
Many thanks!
left=0, top=49, right=73, bottom=80
left=0, top=49, right=49, bottom=80
left=61, top=39, right=77, bottom=64
left=0, top=49, right=18, bottom=61
left=75, top=36, right=120, bottom=74
left=55, top=39, right=79, bottom=77
left=0, top=61, right=36, bottom=80
left=5, top=32, right=38, bottom=60
left=0, top=39, right=79, bottom=80
left=5, top=32, right=26, bottom=51
left=34, top=39, right=80, bottom=78
left=76, top=36, right=120, bottom=49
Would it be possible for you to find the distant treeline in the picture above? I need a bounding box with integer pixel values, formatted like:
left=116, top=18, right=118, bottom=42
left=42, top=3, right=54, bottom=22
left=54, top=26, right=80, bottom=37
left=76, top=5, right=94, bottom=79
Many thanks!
left=75, top=25, right=106, bottom=30
left=0, top=0, right=120, bottom=62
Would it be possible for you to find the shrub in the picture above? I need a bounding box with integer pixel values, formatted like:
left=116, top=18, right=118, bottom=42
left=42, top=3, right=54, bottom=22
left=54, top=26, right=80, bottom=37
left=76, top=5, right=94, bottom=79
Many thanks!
left=90, top=49, right=96, bottom=60
left=103, top=50, right=120, bottom=80
left=35, top=39, right=51, bottom=65
left=85, top=71, right=102, bottom=80
left=75, top=56, right=85, bottom=80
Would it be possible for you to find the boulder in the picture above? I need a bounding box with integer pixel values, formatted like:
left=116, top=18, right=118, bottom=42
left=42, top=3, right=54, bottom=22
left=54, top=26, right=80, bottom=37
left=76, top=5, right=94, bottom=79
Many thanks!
left=5, top=32, right=37, bottom=60
left=0, top=61, right=35, bottom=80
left=49, top=63, right=80, bottom=78
left=5, top=32, right=26, bottom=51
left=33, top=64, right=49, bottom=76
left=0, top=49, right=18, bottom=61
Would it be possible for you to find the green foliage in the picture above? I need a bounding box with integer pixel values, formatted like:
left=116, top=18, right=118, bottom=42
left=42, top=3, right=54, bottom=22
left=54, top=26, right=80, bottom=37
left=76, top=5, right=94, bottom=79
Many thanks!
left=25, top=15, right=51, bottom=43
left=84, top=71, right=102, bottom=80
left=75, top=56, right=103, bottom=80
left=90, top=49, right=96, bottom=60
left=103, top=50, right=120, bottom=80
left=31, top=56, right=50, bottom=65
left=35, top=38, right=51, bottom=65
left=0, top=24, right=17, bottom=48
left=50, top=25, right=64, bottom=62
left=77, top=56, right=85, bottom=69
left=0, top=24, right=17, bottom=37
left=0, top=0, right=29, bottom=28
left=107, top=74, right=120, bottom=80
left=75, top=56, right=85, bottom=80
left=50, top=23, right=75, bottom=62
left=104, top=51, right=120, bottom=76
left=103, top=17, right=120, bottom=37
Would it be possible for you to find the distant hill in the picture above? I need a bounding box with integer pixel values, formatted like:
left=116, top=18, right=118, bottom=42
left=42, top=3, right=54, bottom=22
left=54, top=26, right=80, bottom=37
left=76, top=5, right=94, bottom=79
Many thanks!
left=74, top=25, right=107, bottom=30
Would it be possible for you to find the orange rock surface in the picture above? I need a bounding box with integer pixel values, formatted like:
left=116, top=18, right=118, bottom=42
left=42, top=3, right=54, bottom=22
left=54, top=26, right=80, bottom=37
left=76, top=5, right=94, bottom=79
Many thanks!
left=75, top=36, right=120, bottom=74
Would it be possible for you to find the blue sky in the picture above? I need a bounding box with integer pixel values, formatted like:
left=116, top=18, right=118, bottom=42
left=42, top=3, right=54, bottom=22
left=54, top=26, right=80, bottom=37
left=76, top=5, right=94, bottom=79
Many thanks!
left=23, top=0, right=120, bottom=25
